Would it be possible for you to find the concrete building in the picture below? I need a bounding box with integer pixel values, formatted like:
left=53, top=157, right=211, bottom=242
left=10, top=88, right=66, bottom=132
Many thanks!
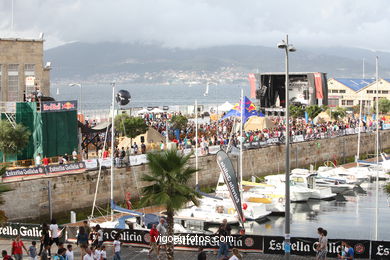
left=327, top=78, right=390, bottom=109
left=0, top=38, right=50, bottom=102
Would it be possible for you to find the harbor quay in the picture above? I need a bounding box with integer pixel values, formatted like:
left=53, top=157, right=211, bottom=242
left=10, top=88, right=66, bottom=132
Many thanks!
left=1, top=130, right=389, bottom=221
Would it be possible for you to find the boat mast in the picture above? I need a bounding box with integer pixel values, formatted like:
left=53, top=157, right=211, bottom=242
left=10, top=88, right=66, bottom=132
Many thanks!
left=240, top=89, right=243, bottom=191
left=374, top=56, right=379, bottom=240
left=195, top=99, right=199, bottom=184
left=110, top=82, right=116, bottom=221
left=356, top=92, right=363, bottom=165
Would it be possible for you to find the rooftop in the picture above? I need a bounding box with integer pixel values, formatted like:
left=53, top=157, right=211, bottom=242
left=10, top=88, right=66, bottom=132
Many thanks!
left=333, top=78, right=390, bottom=92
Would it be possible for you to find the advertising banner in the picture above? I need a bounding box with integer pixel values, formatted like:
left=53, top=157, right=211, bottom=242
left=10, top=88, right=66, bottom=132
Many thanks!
left=248, top=73, right=257, bottom=99
left=45, top=162, right=86, bottom=175
left=0, top=223, right=64, bottom=241
left=292, top=135, right=304, bottom=143
left=3, top=166, right=46, bottom=179
left=41, top=101, right=78, bottom=113
left=208, top=145, right=220, bottom=154
left=216, top=150, right=244, bottom=223
left=83, top=159, right=98, bottom=170
left=99, top=229, right=263, bottom=252
left=263, top=236, right=370, bottom=258
left=129, top=154, right=148, bottom=166
left=371, top=241, right=390, bottom=259
left=99, top=158, right=112, bottom=168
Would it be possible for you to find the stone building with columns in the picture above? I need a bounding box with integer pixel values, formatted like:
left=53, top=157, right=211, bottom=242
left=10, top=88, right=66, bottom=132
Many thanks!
left=0, top=38, right=51, bottom=102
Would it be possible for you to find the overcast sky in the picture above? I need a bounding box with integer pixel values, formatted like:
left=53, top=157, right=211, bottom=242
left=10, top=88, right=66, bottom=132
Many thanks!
left=0, top=0, right=389, bottom=50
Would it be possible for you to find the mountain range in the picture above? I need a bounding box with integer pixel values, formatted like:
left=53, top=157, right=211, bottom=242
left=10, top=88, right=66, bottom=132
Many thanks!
left=45, top=42, right=390, bottom=81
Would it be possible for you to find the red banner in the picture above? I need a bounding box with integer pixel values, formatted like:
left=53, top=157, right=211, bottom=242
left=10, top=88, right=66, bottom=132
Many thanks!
left=248, top=73, right=256, bottom=98
left=314, top=73, right=323, bottom=99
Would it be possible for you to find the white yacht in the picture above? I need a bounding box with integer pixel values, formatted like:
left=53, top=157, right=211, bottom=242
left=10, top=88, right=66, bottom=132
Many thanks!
left=290, top=169, right=336, bottom=200
left=264, top=175, right=312, bottom=202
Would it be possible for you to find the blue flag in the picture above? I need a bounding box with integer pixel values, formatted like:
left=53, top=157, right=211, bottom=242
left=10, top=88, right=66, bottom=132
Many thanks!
left=221, top=96, right=259, bottom=123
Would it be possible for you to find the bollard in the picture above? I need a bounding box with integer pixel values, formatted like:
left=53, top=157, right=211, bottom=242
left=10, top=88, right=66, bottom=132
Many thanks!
left=70, top=211, right=76, bottom=223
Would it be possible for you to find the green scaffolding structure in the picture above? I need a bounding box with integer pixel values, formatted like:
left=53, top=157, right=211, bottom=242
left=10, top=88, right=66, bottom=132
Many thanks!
left=0, top=101, right=78, bottom=162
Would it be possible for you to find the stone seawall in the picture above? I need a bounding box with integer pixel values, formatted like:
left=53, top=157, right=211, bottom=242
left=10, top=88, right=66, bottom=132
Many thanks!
left=2, top=131, right=389, bottom=221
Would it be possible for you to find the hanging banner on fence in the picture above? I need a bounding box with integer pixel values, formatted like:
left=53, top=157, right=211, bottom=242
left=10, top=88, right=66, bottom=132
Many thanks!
left=129, top=154, right=148, bottom=166
left=99, top=158, right=112, bottom=168
left=41, top=100, right=78, bottom=113
left=83, top=159, right=98, bottom=170
left=216, top=150, right=245, bottom=223
left=266, top=138, right=280, bottom=144
left=371, top=240, right=390, bottom=259
left=292, top=135, right=304, bottom=143
left=45, top=162, right=86, bottom=175
left=3, top=166, right=46, bottom=179
left=0, top=223, right=64, bottom=241
left=263, top=236, right=370, bottom=258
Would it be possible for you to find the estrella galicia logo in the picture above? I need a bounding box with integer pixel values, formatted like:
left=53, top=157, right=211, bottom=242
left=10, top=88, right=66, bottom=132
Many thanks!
left=354, top=243, right=365, bottom=254
left=244, top=237, right=254, bottom=247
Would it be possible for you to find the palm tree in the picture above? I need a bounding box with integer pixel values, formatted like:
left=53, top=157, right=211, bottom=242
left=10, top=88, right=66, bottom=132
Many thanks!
left=138, top=149, right=201, bottom=260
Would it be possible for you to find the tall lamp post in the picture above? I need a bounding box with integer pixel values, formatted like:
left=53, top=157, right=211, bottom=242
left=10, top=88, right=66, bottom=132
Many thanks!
left=69, top=83, right=82, bottom=114
left=278, top=34, right=296, bottom=260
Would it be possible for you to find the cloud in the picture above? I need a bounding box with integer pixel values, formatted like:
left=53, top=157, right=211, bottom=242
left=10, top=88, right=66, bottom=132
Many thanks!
left=0, top=0, right=390, bottom=50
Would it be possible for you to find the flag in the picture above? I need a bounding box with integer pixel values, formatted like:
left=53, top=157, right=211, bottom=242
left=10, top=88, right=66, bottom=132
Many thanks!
left=221, top=97, right=259, bottom=122
left=248, top=73, right=257, bottom=98
left=216, top=150, right=245, bottom=223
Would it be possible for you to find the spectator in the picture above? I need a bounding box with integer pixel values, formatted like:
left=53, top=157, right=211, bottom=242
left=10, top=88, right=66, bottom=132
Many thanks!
left=38, top=223, right=51, bottom=257
left=197, top=247, right=206, bottom=260
left=35, top=153, right=42, bottom=166
left=229, top=248, right=242, bottom=260
left=11, top=235, right=28, bottom=260
left=82, top=248, right=93, bottom=260
left=148, top=224, right=159, bottom=258
left=42, top=156, right=50, bottom=166
left=113, top=233, right=121, bottom=260
left=65, top=244, right=74, bottom=260
left=77, top=226, right=89, bottom=258
left=29, top=241, right=37, bottom=260
left=72, top=149, right=78, bottom=162
left=49, top=219, right=60, bottom=247
left=2, top=250, right=11, bottom=260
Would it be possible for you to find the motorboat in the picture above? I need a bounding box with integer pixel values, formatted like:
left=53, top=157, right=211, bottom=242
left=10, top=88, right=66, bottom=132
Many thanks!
left=290, top=169, right=336, bottom=200
left=174, top=204, right=240, bottom=225
left=317, top=166, right=363, bottom=185
left=264, top=175, right=312, bottom=202
left=314, top=177, right=353, bottom=194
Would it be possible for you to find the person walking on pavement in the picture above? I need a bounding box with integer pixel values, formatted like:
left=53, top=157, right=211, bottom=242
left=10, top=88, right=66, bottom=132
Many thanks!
left=11, top=235, right=28, bottom=260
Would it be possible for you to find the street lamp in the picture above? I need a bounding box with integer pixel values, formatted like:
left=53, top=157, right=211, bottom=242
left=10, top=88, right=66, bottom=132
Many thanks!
left=69, top=83, right=82, bottom=114
left=278, top=34, right=296, bottom=260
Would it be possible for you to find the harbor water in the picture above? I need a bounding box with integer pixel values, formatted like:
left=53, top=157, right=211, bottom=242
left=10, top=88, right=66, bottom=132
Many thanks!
left=224, top=181, right=390, bottom=240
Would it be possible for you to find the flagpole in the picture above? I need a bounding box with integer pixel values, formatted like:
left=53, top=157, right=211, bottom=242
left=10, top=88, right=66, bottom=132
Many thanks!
left=375, top=56, right=379, bottom=240
left=239, top=88, right=244, bottom=213
left=356, top=92, right=363, bottom=165
left=195, top=99, right=199, bottom=184
left=110, top=82, right=116, bottom=221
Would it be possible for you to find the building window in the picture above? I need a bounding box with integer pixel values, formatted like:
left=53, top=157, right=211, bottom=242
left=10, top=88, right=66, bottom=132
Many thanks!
left=8, top=64, right=18, bottom=72
left=0, top=64, right=2, bottom=100
left=367, top=90, right=373, bottom=94
left=8, top=75, right=19, bottom=101
left=382, top=90, right=388, bottom=94
left=24, top=64, right=35, bottom=76
left=331, top=89, right=339, bottom=93
left=339, top=90, right=346, bottom=93
left=346, top=100, right=354, bottom=106
left=341, top=100, right=346, bottom=106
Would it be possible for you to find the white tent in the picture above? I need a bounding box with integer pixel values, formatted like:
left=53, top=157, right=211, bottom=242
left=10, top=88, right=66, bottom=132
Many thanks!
left=136, top=108, right=149, bottom=114
left=217, top=101, right=233, bottom=112
left=150, top=108, right=164, bottom=113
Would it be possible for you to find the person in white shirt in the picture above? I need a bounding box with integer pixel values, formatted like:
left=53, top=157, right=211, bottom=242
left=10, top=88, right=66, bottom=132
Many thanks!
left=229, top=248, right=242, bottom=260
left=94, top=247, right=102, bottom=260
left=49, top=219, right=60, bottom=246
left=35, top=153, right=41, bottom=166
left=72, top=149, right=78, bottom=161
left=65, top=244, right=74, bottom=260
left=100, top=245, right=107, bottom=260
left=83, top=248, right=94, bottom=260
left=113, top=234, right=121, bottom=260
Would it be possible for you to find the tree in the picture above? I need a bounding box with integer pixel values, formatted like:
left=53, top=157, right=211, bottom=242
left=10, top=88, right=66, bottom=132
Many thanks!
left=289, top=104, right=305, bottom=118
left=114, top=114, right=148, bottom=139
left=0, top=120, right=31, bottom=162
left=378, top=98, right=390, bottom=114
left=330, top=106, right=347, bottom=121
left=139, top=150, right=201, bottom=260
left=306, top=105, right=325, bottom=120
left=170, top=115, right=188, bottom=130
